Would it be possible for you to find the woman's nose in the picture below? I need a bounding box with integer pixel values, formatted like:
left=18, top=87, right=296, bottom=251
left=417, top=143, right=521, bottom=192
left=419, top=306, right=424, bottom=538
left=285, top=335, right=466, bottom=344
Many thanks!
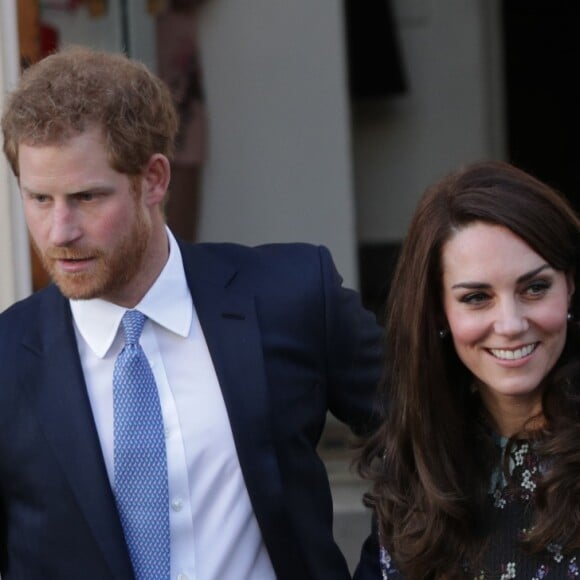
left=493, top=300, right=529, bottom=336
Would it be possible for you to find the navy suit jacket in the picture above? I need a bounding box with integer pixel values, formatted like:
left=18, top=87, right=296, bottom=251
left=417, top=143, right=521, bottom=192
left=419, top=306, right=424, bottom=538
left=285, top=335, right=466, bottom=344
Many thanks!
left=0, top=241, right=383, bottom=579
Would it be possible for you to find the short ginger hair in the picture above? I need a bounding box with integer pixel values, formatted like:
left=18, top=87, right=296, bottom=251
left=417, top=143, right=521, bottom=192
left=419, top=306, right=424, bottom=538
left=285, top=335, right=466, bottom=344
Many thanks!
left=2, top=45, right=179, bottom=178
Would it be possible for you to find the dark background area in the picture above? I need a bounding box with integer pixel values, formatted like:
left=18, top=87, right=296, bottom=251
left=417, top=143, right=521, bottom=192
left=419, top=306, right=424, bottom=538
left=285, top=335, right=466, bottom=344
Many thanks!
left=503, top=0, right=580, bottom=213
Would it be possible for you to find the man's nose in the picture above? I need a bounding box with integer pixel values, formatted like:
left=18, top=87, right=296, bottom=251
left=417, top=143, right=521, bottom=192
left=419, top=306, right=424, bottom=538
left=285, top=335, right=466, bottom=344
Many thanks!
left=48, top=204, right=82, bottom=246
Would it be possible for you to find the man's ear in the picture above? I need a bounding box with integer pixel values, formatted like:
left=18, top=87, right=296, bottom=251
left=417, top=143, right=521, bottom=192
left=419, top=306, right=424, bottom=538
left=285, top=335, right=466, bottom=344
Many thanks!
left=142, top=153, right=171, bottom=207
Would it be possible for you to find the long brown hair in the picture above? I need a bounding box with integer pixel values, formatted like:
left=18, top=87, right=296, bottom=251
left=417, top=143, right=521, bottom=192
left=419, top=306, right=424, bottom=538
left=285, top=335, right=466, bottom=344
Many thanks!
left=358, top=161, right=580, bottom=578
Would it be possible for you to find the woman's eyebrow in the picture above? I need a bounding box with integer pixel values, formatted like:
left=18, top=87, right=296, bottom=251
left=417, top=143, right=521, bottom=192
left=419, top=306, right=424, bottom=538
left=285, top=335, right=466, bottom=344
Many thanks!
left=451, top=264, right=551, bottom=290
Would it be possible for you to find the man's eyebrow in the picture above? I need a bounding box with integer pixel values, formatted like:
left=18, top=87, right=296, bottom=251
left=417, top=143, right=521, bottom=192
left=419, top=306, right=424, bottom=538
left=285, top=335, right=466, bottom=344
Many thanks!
left=451, top=264, right=551, bottom=290
left=21, top=184, right=114, bottom=196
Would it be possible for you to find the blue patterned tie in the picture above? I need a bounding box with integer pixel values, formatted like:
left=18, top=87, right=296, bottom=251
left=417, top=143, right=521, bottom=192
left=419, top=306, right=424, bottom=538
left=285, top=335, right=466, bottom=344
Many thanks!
left=113, top=310, right=170, bottom=579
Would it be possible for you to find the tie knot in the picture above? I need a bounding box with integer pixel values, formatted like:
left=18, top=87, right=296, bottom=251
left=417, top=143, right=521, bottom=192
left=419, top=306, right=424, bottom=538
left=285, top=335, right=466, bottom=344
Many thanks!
left=121, top=310, right=146, bottom=345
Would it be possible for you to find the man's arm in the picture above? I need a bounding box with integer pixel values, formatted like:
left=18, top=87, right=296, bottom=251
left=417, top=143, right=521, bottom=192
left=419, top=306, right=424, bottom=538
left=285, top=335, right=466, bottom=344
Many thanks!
left=317, top=245, right=384, bottom=578
left=318, top=244, right=384, bottom=435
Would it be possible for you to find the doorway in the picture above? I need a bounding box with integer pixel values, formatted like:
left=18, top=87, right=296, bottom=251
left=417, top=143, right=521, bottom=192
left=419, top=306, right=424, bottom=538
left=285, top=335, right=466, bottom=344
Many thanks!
left=502, top=1, right=580, bottom=212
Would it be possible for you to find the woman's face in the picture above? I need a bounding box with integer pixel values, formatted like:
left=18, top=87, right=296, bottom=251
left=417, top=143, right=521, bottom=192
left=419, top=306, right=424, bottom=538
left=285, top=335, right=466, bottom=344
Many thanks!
left=441, top=222, right=574, bottom=432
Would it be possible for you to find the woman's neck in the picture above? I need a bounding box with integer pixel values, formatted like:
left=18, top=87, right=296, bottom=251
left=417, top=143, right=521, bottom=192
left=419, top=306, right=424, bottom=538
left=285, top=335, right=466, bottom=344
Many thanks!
left=477, top=386, right=544, bottom=437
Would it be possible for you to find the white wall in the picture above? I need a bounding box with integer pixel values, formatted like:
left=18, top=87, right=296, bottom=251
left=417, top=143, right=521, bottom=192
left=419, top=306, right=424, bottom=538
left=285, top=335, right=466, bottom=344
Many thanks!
left=196, top=0, right=359, bottom=287
left=193, top=0, right=505, bottom=282
left=354, top=0, right=505, bottom=243
left=0, top=1, right=31, bottom=310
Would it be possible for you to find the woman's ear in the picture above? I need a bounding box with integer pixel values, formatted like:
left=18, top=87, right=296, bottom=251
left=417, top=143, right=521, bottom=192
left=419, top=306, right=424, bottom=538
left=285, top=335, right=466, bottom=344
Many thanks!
left=435, top=308, right=449, bottom=336
left=142, top=153, right=171, bottom=207
left=566, top=269, right=576, bottom=303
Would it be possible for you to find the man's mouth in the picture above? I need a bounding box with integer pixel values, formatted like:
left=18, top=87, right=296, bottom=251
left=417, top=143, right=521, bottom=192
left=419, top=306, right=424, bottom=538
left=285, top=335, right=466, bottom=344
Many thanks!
left=488, top=343, right=538, bottom=361
left=50, top=254, right=97, bottom=274
left=46, top=248, right=98, bottom=263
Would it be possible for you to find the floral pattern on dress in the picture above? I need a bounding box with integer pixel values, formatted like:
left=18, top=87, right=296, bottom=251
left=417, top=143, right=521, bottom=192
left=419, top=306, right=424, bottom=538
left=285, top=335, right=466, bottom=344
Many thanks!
left=379, top=545, right=393, bottom=579
left=379, top=438, right=579, bottom=578
left=489, top=438, right=539, bottom=505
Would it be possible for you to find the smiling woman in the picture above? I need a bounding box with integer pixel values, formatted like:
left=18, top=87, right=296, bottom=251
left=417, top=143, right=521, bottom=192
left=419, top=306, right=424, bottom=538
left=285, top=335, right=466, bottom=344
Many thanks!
left=441, top=222, right=573, bottom=437
left=355, top=161, right=580, bottom=579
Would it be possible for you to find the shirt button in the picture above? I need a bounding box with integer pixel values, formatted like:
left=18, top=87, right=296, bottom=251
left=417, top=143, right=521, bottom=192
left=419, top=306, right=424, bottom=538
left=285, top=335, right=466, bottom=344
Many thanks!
left=164, top=426, right=171, bottom=439
left=171, top=498, right=183, bottom=512
left=177, top=574, right=188, bottom=580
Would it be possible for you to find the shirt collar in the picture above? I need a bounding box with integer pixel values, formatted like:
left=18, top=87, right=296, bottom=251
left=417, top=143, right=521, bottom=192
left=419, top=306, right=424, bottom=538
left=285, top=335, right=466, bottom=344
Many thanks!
left=70, top=228, right=193, bottom=358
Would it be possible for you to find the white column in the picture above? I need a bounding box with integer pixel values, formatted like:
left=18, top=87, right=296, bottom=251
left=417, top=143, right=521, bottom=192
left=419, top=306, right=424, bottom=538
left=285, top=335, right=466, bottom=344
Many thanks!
left=196, top=0, right=359, bottom=288
left=0, top=0, right=32, bottom=311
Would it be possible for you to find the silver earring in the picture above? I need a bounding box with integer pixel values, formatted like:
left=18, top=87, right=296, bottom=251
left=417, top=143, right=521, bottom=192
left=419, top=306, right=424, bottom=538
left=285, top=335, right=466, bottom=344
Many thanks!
left=439, top=329, right=449, bottom=339
left=568, top=311, right=574, bottom=322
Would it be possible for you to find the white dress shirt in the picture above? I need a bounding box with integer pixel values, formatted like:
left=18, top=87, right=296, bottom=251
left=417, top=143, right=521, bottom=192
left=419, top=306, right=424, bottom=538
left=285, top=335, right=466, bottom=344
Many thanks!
left=70, top=229, right=276, bottom=580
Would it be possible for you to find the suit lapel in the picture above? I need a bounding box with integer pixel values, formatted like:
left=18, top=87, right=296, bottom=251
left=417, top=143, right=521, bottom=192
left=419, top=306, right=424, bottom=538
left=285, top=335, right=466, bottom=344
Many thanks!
left=20, top=287, right=133, bottom=579
left=180, top=243, right=301, bottom=567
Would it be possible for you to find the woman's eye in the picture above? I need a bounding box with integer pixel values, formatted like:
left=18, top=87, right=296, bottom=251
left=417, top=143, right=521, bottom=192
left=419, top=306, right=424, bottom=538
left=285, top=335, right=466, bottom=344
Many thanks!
left=525, top=280, right=550, bottom=297
left=460, top=292, right=489, bottom=304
